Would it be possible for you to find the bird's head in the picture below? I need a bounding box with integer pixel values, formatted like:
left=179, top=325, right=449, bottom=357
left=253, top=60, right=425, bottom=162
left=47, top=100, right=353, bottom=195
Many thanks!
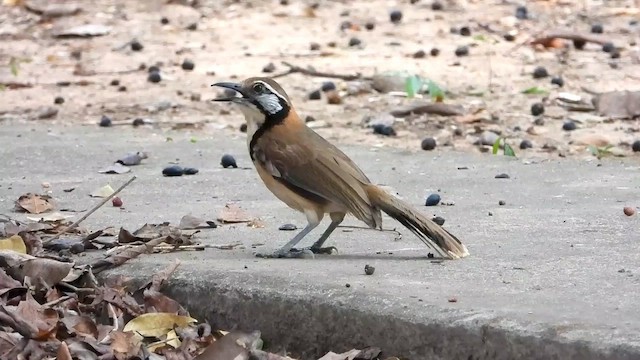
left=212, top=77, right=291, bottom=124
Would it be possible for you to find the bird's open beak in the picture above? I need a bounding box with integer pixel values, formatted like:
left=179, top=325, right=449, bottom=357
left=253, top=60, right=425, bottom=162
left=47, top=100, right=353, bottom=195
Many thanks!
left=211, top=82, right=246, bottom=102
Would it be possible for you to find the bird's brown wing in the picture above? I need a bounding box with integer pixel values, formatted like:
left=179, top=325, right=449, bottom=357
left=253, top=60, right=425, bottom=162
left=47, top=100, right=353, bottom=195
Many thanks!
left=253, top=127, right=379, bottom=227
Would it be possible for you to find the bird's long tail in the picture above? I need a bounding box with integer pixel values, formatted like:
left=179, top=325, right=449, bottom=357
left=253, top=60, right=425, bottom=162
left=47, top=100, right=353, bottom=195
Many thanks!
left=366, top=185, right=469, bottom=259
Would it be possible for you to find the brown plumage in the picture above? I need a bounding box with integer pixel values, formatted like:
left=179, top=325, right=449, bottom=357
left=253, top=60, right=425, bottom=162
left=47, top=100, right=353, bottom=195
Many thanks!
left=212, top=77, right=469, bottom=259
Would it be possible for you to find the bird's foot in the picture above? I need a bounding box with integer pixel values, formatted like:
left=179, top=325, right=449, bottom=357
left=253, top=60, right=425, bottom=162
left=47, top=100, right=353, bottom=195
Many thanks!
left=255, top=248, right=315, bottom=259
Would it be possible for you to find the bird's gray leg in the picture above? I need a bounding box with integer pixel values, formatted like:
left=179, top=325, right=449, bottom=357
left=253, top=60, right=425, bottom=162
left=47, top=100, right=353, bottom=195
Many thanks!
left=256, top=211, right=322, bottom=259
left=307, top=212, right=345, bottom=255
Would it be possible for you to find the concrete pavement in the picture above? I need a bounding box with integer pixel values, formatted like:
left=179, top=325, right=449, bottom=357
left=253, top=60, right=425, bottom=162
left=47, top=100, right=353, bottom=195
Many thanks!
left=1, top=124, right=639, bottom=359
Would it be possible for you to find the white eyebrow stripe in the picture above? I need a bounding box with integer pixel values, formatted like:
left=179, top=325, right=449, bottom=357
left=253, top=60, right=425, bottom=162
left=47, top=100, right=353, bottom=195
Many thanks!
left=256, top=81, right=288, bottom=104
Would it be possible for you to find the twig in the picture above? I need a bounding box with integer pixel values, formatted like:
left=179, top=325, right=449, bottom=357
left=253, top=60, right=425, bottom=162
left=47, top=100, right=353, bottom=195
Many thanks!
left=44, top=176, right=137, bottom=243
left=530, top=30, right=612, bottom=47
left=272, top=62, right=371, bottom=81
left=43, top=295, right=72, bottom=308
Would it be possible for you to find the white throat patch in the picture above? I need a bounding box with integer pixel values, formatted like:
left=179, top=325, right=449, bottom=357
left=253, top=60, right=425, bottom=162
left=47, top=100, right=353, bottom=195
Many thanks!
left=255, top=93, right=282, bottom=115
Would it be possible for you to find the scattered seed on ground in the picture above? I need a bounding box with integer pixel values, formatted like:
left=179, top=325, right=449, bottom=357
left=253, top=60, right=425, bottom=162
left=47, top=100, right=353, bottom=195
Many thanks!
left=531, top=103, right=545, bottom=116
left=372, top=124, right=396, bottom=136
left=348, top=37, right=362, bottom=47
left=413, top=50, right=426, bottom=58
left=551, top=76, right=564, bottom=87
left=602, top=42, right=615, bottom=53
left=279, top=223, right=297, bottom=231
left=431, top=1, right=443, bottom=10
left=262, top=62, right=276, bottom=73
left=495, top=173, right=510, bottom=179
left=110, top=79, right=120, bottom=86
left=321, top=81, right=336, bottom=92
left=147, top=71, right=161, bottom=83
left=430, top=48, right=440, bottom=56
left=309, top=89, right=321, bottom=100
left=310, top=42, right=320, bottom=50
left=421, top=137, right=437, bottom=151
left=99, top=115, right=112, bottom=127
left=563, top=121, right=577, bottom=131
left=181, top=59, right=195, bottom=71
left=364, top=265, right=375, bottom=275
left=425, top=193, right=441, bottom=206
left=499, top=200, right=506, bottom=205
left=455, top=46, right=469, bottom=56
left=390, top=10, right=402, bottom=23
left=623, top=207, right=636, bottom=216
left=520, top=139, right=533, bottom=149
left=591, top=24, right=603, bottom=33
left=220, top=154, right=238, bottom=168
left=573, top=39, right=586, bottom=49
left=632, top=140, right=640, bottom=152
left=112, top=197, right=123, bottom=207
left=132, top=118, right=144, bottom=127
left=515, top=5, right=528, bottom=19
left=240, top=123, right=247, bottom=133
left=162, top=165, right=184, bottom=177
left=532, top=66, right=549, bottom=79
left=459, top=26, right=471, bottom=36
left=130, top=39, right=143, bottom=51
left=160, top=17, right=169, bottom=24
left=183, top=167, right=199, bottom=175
left=54, top=96, right=64, bottom=104
left=432, top=216, right=445, bottom=226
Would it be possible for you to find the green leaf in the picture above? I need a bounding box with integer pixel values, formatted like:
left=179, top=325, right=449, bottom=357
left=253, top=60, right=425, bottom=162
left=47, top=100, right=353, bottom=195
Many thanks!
left=504, top=143, right=516, bottom=157
left=473, top=34, right=487, bottom=41
left=521, top=86, right=548, bottom=95
left=427, top=80, right=445, bottom=102
left=405, top=75, right=422, bottom=98
left=492, top=137, right=501, bottom=155
left=9, top=57, right=19, bottom=77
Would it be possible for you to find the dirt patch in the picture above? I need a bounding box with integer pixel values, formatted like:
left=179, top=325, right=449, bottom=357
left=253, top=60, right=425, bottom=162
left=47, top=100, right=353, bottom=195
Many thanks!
left=1, top=0, right=639, bottom=159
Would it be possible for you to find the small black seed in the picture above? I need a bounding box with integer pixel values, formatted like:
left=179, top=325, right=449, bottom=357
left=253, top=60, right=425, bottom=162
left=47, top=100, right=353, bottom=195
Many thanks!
left=425, top=193, right=441, bottom=206
left=390, top=10, right=403, bottom=23
left=432, top=216, right=445, bottom=226
left=372, top=124, right=396, bottom=136
left=531, top=102, right=545, bottom=116
left=280, top=0, right=289, bottom=4
left=163, top=165, right=184, bottom=177
left=186, top=23, right=197, bottom=31
left=551, top=76, right=564, bottom=87
left=118, top=86, right=127, bottom=92
left=499, top=200, right=506, bottom=206
left=364, top=265, right=375, bottom=275
left=365, top=22, right=375, bottom=30
left=262, top=62, right=276, bottom=73
left=427, top=253, right=434, bottom=258
left=345, top=283, right=351, bottom=288
left=591, top=24, right=603, bottom=34
left=99, top=115, right=112, bottom=127
left=348, top=37, right=362, bottom=47
left=340, top=20, right=351, bottom=31
left=421, top=137, right=437, bottom=151
left=309, top=90, right=321, bottom=100
left=610, top=51, right=620, bottom=59
left=519, top=139, right=533, bottom=149
left=532, top=66, right=549, bottom=79
left=495, top=173, right=510, bottom=179
left=573, top=39, right=586, bottom=50
left=562, top=121, right=577, bottom=131
left=54, top=96, right=64, bottom=105
left=455, top=46, right=469, bottom=57
left=631, top=140, right=640, bottom=152
left=183, top=167, right=199, bottom=175
left=459, top=26, right=471, bottom=36
left=602, top=42, right=615, bottom=53
left=160, top=17, right=169, bottom=25
left=279, top=223, right=297, bottom=231
left=533, top=117, right=545, bottom=126
left=132, top=118, right=145, bottom=127
left=221, top=154, right=238, bottom=168
left=305, top=115, right=316, bottom=122
left=148, top=65, right=160, bottom=73
left=130, top=40, right=143, bottom=51
left=503, top=33, right=515, bottom=41
left=240, top=123, right=247, bottom=133
left=321, top=81, right=336, bottom=92
left=110, top=79, right=120, bottom=86
left=430, top=48, right=440, bottom=56
left=181, top=59, right=195, bottom=71
left=147, top=71, right=161, bottom=83
left=431, top=1, right=443, bottom=10
left=515, top=5, right=528, bottom=20
left=413, top=49, right=427, bottom=58
left=310, top=42, right=321, bottom=50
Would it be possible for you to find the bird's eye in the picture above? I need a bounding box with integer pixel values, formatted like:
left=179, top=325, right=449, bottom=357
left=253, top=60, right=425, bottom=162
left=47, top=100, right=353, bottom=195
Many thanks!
left=252, top=83, right=265, bottom=93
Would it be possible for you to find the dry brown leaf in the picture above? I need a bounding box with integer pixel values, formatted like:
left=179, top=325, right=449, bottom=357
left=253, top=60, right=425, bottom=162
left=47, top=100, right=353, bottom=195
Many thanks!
left=0, top=250, right=73, bottom=287
left=110, top=331, right=141, bottom=359
left=194, top=331, right=262, bottom=360
left=16, top=293, right=59, bottom=340
left=15, top=193, right=54, bottom=214
left=143, top=289, right=188, bottom=316
left=179, top=215, right=217, bottom=230
left=122, top=312, right=196, bottom=338
left=57, top=341, right=73, bottom=360
left=217, top=203, right=252, bottom=223
left=0, top=235, right=27, bottom=254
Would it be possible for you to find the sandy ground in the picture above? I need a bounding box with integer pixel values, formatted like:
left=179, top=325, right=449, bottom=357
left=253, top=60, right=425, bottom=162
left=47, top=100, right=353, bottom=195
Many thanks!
left=1, top=0, right=639, bottom=159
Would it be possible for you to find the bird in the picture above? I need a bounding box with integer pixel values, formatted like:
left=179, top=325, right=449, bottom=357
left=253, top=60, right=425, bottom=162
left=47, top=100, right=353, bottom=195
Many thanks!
left=212, top=77, right=469, bottom=260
